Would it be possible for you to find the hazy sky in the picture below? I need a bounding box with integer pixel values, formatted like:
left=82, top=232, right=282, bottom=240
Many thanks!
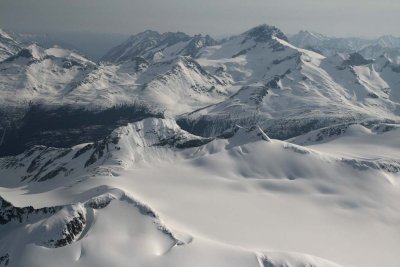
left=1, top=0, right=399, bottom=37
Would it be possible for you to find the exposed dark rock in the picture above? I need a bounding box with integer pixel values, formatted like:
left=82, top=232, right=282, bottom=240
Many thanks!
left=3, top=49, right=33, bottom=62
left=367, top=92, right=379, bottom=99
left=36, top=166, right=68, bottom=182
left=178, top=34, right=217, bottom=58
left=232, top=46, right=256, bottom=58
left=391, top=65, right=400, bottom=73
left=50, top=211, right=86, bottom=248
left=343, top=53, right=373, bottom=66
left=243, top=24, right=288, bottom=43
left=266, top=77, right=281, bottom=89
left=73, top=144, right=94, bottom=159
left=0, top=253, right=9, bottom=266
left=62, top=59, right=83, bottom=69
left=272, top=53, right=299, bottom=65
left=0, top=196, right=60, bottom=225
left=85, top=139, right=108, bottom=167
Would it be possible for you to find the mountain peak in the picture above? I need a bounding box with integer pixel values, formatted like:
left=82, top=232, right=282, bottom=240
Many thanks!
left=376, top=35, right=400, bottom=48
left=296, top=30, right=327, bottom=40
left=243, top=24, right=288, bottom=42
left=101, top=30, right=192, bottom=62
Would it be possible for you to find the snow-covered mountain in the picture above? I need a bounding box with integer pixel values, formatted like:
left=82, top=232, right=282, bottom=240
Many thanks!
left=1, top=117, right=399, bottom=267
left=101, top=30, right=216, bottom=63
left=178, top=26, right=400, bottom=138
left=1, top=25, right=400, bottom=267
left=0, top=43, right=96, bottom=107
left=290, top=30, right=400, bottom=58
left=16, top=31, right=129, bottom=60
left=0, top=29, right=21, bottom=62
left=0, top=30, right=229, bottom=156
left=289, top=30, right=330, bottom=51
left=289, top=30, right=369, bottom=56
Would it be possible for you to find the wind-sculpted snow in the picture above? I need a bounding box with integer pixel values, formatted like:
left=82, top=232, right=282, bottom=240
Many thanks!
left=0, top=116, right=400, bottom=266
left=0, top=188, right=186, bottom=267
left=258, top=252, right=344, bottom=267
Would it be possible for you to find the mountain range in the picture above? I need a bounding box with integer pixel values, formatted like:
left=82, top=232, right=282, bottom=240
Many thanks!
left=0, top=24, right=400, bottom=267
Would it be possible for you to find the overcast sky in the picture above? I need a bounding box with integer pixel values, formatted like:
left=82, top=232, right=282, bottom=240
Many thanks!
left=1, top=0, right=399, bottom=38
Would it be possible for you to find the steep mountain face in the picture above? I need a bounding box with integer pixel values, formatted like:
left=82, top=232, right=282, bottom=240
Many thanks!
left=178, top=27, right=400, bottom=138
left=0, top=44, right=96, bottom=108
left=101, top=30, right=216, bottom=63
left=0, top=32, right=228, bottom=156
left=0, top=118, right=212, bottom=184
left=0, top=29, right=21, bottom=62
left=0, top=42, right=162, bottom=156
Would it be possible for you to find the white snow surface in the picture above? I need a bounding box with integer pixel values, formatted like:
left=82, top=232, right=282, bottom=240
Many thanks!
left=0, top=118, right=400, bottom=267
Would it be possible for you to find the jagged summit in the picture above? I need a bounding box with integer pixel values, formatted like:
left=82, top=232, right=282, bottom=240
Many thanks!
left=243, top=24, right=288, bottom=42
left=101, top=30, right=191, bottom=62
left=101, top=30, right=216, bottom=63
left=179, top=34, right=217, bottom=58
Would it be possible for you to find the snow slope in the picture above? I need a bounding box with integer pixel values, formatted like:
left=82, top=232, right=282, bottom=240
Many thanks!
left=51, top=55, right=229, bottom=115
left=0, top=30, right=21, bottom=62
left=0, top=43, right=96, bottom=108
left=1, top=118, right=399, bottom=267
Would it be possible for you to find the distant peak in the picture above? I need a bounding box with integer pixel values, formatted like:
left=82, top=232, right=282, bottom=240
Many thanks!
left=294, top=30, right=327, bottom=40
left=135, top=30, right=160, bottom=37
left=243, top=24, right=288, bottom=42
left=125, top=30, right=191, bottom=46
left=0, top=29, right=13, bottom=40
